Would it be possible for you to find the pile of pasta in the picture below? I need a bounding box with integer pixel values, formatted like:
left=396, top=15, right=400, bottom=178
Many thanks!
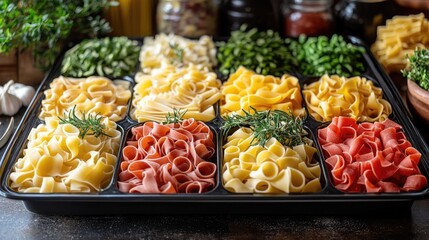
left=372, top=14, right=429, bottom=73
left=118, top=119, right=217, bottom=194
left=9, top=117, right=121, bottom=193
left=318, top=116, right=427, bottom=193
left=132, top=65, right=221, bottom=122
left=223, top=127, right=321, bottom=193
left=221, top=66, right=304, bottom=116
left=140, top=33, right=217, bottom=73
left=303, top=75, right=392, bottom=122
left=40, top=76, right=131, bottom=122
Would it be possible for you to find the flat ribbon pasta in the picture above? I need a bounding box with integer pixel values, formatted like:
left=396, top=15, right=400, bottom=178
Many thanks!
left=40, top=76, right=131, bottom=121
left=9, top=117, right=121, bottom=193
left=221, top=66, right=304, bottom=117
left=223, top=127, right=321, bottom=194
left=118, top=119, right=216, bottom=194
left=132, top=65, right=221, bottom=122
left=140, top=33, right=216, bottom=74
left=303, top=75, right=392, bottom=122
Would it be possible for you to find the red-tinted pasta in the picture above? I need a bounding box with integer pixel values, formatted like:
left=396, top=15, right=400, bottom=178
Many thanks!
left=118, top=119, right=216, bottom=194
left=318, top=116, right=427, bottom=193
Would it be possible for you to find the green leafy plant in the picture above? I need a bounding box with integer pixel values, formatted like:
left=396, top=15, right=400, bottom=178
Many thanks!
left=169, top=42, right=184, bottom=64
left=164, top=108, right=188, bottom=124
left=402, top=49, right=429, bottom=91
left=221, top=107, right=305, bottom=148
left=58, top=106, right=110, bottom=139
left=0, top=0, right=117, bottom=71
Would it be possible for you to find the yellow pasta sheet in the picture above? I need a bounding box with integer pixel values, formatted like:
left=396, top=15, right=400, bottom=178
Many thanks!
left=140, top=33, right=217, bottom=74
left=40, top=76, right=131, bottom=122
left=303, top=75, right=392, bottom=122
left=221, top=66, right=304, bottom=117
left=132, top=65, right=221, bottom=122
left=371, top=14, right=429, bottom=73
left=223, top=127, right=321, bottom=194
left=9, top=118, right=121, bottom=193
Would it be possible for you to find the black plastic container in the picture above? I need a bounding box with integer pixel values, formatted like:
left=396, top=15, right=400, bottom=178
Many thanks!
left=0, top=36, right=429, bottom=215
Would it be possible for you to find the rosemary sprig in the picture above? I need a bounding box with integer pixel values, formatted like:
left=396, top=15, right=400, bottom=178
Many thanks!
left=164, top=108, right=187, bottom=124
left=221, top=107, right=305, bottom=147
left=58, top=106, right=110, bottom=139
left=169, top=42, right=184, bottom=63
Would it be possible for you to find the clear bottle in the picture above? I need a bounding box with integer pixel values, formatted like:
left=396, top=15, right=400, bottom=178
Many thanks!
left=283, top=0, right=334, bottom=37
left=157, top=0, right=218, bottom=37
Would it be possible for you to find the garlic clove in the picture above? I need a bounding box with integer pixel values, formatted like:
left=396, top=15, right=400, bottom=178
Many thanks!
left=0, top=80, right=22, bottom=116
left=9, top=83, right=36, bottom=107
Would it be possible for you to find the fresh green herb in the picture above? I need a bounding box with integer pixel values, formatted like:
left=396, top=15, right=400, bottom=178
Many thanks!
left=402, top=49, right=429, bottom=91
left=287, top=34, right=366, bottom=77
left=61, top=37, right=140, bottom=78
left=217, top=25, right=294, bottom=77
left=164, top=108, right=188, bottom=124
left=0, top=0, right=117, bottom=71
left=58, top=106, right=110, bottom=139
left=169, top=42, right=184, bottom=64
left=221, top=107, right=305, bottom=147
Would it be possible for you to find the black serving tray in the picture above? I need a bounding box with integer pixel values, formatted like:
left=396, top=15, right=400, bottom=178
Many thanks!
left=1, top=36, right=429, bottom=215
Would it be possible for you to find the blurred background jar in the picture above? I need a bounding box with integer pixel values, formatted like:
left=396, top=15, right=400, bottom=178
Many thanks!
left=157, top=0, right=218, bottom=37
left=335, top=0, right=397, bottom=44
left=283, top=0, right=334, bottom=37
left=219, top=0, right=278, bottom=36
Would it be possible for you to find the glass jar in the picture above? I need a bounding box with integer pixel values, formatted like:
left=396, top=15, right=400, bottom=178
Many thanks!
left=219, top=0, right=277, bottom=36
left=335, top=0, right=397, bottom=44
left=283, top=0, right=334, bottom=37
left=157, top=0, right=218, bottom=37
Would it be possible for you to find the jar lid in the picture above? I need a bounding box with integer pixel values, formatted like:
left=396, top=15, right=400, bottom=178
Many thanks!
left=289, top=0, right=332, bottom=11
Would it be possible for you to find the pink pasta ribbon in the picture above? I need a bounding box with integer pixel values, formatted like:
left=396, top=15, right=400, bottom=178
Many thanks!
left=118, top=119, right=217, bottom=194
left=318, top=116, right=427, bottom=193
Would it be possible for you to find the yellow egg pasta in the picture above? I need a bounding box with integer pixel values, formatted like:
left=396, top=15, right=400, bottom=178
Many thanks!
left=40, top=76, right=131, bottom=122
left=303, top=75, right=392, bottom=122
left=140, top=33, right=217, bottom=74
left=372, top=14, right=429, bottom=73
left=132, top=65, right=221, bottom=122
left=9, top=117, right=121, bottom=193
left=221, top=66, right=304, bottom=117
left=222, top=127, right=321, bottom=194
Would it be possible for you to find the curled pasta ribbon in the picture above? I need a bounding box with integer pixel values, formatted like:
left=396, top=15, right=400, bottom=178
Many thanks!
left=303, top=75, right=392, bottom=122
left=222, top=127, right=322, bottom=194
left=9, top=117, right=121, bottom=193
left=221, top=66, right=304, bottom=117
left=140, top=33, right=217, bottom=74
left=318, top=116, right=428, bottom=193
left=132, top=65, right=221, bottom=122
left=372, top=14, right=429, bottom=73
left=40, top=76, right=131, bottom=122
left=118, top=119, right=217, bottom=194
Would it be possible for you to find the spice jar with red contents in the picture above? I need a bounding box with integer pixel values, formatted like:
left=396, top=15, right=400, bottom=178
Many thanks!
left=157, top=0, right=218, bottom=37
left=283, top=0, right=334, bottom=37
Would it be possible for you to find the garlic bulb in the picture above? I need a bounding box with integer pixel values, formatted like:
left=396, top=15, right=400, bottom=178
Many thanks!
left=9, top=83, right=36, bottom=107
left=0, top=80, right=22, bottom=116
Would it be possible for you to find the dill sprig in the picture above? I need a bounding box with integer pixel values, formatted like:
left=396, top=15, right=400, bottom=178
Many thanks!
left=58, top=106, right=110, bottom=139
left=222, top=107, right=305, bottom=147
left=169, top=42, right=184, bottom=63
left=164, top=108, right=187, bottom=124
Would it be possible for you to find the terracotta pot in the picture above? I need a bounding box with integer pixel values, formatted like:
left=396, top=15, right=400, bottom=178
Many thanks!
left=407, top=79, right=429, bottom=123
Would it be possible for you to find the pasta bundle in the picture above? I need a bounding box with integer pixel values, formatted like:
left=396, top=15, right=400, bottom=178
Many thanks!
left=132, top=65, right=221, bottom=122
left=372, top=14, right=429, bottom=73
left=9, top=118, right=121, bottom=193
left=40, top=76, right=131, bottom=122
left=303, top=75, right=392, bottom=122
left=223, top=127, right=321, bottom=194
left=140, top=33, right=217, bottom=73
left=221, top=66, right=304, bottom=117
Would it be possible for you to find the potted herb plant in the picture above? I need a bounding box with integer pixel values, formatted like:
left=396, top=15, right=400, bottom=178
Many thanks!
left=0, top=0, right=117, bottom=86
left=402, top=48, right=429, bottom=123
